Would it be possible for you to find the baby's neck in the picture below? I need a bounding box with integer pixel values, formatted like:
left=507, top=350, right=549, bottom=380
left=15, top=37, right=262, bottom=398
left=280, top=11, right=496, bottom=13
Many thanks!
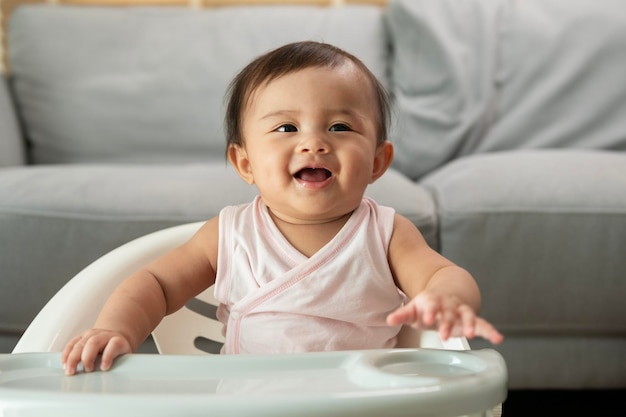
left=268, top=210, right=353, bottom=258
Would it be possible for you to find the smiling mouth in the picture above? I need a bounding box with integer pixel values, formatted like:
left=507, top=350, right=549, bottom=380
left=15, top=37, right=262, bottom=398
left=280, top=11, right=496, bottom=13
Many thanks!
left=294, top=168, right=332, bottom=182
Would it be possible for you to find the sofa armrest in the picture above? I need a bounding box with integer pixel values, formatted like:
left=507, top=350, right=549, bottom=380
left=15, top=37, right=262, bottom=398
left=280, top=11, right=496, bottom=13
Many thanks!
left=0, top=75, right=25, bottom=166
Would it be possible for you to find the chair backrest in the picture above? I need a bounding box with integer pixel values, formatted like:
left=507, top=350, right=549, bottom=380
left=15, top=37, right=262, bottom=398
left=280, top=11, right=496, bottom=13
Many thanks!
left=13, top=221, right=469, bottom=354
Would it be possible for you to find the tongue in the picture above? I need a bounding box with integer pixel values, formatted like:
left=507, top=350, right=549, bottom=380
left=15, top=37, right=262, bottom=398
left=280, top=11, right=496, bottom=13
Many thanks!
left=298, top=168, right=329, bottom=182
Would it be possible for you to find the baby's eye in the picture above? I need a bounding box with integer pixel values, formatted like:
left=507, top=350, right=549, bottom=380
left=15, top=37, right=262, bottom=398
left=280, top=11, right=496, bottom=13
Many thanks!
left=276, top=124, right=298, bottom=133
left=329, top=123, right=351, bottom=132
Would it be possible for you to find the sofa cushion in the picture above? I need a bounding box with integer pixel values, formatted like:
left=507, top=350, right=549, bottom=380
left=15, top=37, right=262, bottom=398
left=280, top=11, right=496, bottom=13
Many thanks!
left=421, top=150, right=626, bottom=336
left=0, top=164, right=434, bottom=331
left=7, top=4, right=388, bottom=164
left=387, top=0, right=626, bottom=180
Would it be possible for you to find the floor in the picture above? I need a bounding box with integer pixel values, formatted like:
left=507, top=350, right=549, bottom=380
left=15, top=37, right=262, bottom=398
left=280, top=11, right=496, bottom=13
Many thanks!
left=501, top=389, right=626, bottom=416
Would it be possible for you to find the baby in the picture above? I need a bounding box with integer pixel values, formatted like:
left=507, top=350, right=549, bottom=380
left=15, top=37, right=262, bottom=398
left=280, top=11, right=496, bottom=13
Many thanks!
left=62, top=41, right=503, bottom=375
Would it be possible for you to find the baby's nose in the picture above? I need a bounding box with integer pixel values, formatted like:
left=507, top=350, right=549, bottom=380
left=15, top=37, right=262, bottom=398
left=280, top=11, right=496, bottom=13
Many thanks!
left=297, top=135, right=329, bottom=154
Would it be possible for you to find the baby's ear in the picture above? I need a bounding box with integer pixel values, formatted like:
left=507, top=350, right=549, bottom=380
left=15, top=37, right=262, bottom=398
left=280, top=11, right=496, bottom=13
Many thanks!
left=370, top=140, right=394, bottom=183
left=228, top=144, right=255, bottom=185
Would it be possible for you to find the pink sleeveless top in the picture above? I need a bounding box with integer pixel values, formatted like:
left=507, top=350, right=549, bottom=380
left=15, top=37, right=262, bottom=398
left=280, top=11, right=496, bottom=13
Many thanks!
left=214, top=196, right=407, bottom=354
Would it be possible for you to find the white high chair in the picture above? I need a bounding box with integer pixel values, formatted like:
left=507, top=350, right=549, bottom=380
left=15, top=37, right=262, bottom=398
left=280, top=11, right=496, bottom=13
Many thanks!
left=10, top=222, right=506, bottom=417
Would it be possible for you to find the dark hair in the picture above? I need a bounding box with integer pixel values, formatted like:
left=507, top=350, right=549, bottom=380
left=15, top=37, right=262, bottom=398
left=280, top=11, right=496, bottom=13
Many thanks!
left=224, top=41, right=390, bottom=152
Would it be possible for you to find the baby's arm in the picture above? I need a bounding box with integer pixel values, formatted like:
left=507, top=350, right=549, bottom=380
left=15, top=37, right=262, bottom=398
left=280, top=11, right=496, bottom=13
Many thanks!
left=386, top=214, right=503, bottom=345
left=62, top=217, right=220, bottom=375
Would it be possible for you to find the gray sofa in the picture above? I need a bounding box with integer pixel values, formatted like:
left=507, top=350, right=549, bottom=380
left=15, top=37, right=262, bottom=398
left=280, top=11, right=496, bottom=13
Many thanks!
left=1, top=0, right=625, bottom=390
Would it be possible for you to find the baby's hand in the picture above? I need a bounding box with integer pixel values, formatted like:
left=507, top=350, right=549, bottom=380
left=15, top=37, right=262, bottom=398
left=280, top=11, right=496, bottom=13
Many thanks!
left=62, top=329, right=132, bottom=376
left=386, top=292, right=504, bottom=345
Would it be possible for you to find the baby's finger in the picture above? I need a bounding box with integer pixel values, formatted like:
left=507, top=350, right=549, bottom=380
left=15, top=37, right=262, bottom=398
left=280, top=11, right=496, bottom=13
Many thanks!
left=416, top=295, right=441, bottom=326
left=100, top=337, right=131, bottom=371
left=64, top=340, right=88, bottom=376
left=458, top=305, right=477, bottom=339
left=386, top=303, right=417, bottom=326
left=62, top=334, right=84, bottom=365
left=80, top=335, right=112, bottom=373
left=475, top=318, right=505, bottom=344
left=436, top=302, right=459, bottom=340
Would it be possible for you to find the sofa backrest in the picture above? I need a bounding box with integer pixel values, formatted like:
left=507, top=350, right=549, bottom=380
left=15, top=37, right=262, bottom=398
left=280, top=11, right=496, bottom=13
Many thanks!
left=0, top=75, right=25, bottom=166
left=6, top=0, right=626, bottom=177
left=387, top=0, right=626, bottom=180
left=6, top=2, right=388, bottom=164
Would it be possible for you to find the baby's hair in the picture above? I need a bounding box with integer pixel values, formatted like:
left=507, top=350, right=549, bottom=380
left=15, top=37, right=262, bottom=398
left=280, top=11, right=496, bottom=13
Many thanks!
left=224, top=41, right=390, bottom=153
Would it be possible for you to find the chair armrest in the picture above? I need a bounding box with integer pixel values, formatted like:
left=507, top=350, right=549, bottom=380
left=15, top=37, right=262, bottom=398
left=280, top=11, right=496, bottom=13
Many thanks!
left=0, top=75, right=26, bottom=166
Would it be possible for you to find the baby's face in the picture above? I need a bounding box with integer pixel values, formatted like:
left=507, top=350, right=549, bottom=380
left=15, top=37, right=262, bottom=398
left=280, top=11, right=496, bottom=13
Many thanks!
left=229, top=63, right=390, bottom=225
